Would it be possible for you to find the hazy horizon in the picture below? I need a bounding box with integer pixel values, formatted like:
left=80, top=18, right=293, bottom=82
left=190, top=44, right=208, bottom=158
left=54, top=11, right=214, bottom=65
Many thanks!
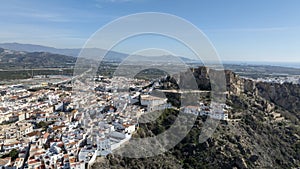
left=0, top=42, right=300, bottom=69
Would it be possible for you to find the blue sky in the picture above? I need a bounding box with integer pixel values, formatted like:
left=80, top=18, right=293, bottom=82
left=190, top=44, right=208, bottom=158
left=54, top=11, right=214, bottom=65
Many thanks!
left=1, top=0, right=300, bottom=62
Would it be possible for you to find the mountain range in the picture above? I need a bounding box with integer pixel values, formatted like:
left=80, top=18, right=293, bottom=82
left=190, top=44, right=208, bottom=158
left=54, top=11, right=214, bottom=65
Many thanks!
left=0, top=42, right=194, bottom=63
left=0, top=42, right=88, bottom=57
left=0, top=48, right=76, bottom=69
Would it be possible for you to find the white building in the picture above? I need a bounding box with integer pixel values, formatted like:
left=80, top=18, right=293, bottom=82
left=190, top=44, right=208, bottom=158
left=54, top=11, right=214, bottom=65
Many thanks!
left=140, top=95, right=167, bottom=107
left=97, top=138, right=111, bottom=156
left=140, top=95, right=169, bottom=112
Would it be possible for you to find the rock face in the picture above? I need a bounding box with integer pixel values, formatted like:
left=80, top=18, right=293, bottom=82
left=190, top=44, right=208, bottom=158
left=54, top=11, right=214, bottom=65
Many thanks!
left=224, top=69, right=300, bottom=116
left=255, top=82, right=300, bottom=115
left=192, top=67, right=212, bottom=90
left=92, top=66, right=300, bottom=169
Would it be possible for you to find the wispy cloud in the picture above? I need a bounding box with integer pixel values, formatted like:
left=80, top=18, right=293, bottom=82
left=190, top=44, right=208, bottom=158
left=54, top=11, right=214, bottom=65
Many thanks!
left=13, top=11, right=71, bottom=22
left=0, top=5, right=72, bottom=23
left=0, top=23, right=87, bottom=48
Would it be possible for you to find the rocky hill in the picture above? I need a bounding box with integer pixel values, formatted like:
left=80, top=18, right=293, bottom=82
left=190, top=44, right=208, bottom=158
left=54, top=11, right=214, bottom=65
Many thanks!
left=92, top=66, right=300, bottom=169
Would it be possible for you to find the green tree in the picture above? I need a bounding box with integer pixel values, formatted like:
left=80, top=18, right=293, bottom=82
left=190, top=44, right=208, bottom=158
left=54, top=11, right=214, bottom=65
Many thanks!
left=9, top=149, right=19, bottom=161
left=37, top=121, right=48, bottom=129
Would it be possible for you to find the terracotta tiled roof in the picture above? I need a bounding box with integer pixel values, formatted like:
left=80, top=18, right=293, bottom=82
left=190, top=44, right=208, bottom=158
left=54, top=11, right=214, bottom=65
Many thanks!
left=0, top=157, right=11, bottom=166
left=27, top=131, right=41, bottom=137
left=43, top=132, right=50, bottom=139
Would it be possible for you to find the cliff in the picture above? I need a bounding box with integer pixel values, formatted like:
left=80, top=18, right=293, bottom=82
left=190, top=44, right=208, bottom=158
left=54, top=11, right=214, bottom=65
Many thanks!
left=224, top=68, right=300, bottom=117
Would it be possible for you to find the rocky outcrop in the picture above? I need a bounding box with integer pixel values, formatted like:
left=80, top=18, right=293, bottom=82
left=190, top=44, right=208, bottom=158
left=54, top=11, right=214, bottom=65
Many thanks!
left=224, top=69, right=300, bottom=116
left=190, top=67, right=299, bottom=116
left=255, top=82, right=300, bottom=115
